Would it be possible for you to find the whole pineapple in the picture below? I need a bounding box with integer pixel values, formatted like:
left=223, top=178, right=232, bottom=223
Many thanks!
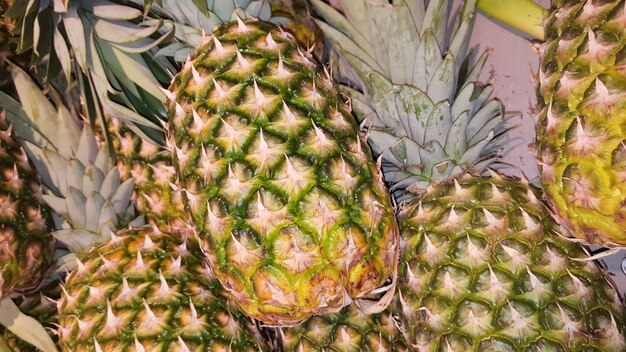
left=0, top=111, right=55, bottom=300
left=167, top=18, right=399, bottom=325
left=56, top=226, right=270, bottom=351
left=536, top=0, right=626, bottom=246
left=312, top=0, right=626, bottom=350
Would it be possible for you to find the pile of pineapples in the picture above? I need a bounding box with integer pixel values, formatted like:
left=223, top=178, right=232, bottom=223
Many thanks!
left=0, top=0, right=625, bottom=351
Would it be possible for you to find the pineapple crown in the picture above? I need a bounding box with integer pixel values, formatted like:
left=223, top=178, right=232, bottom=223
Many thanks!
left=312, top=0, right=516, bottom=200
left=0, top=65, right=142, bottom=254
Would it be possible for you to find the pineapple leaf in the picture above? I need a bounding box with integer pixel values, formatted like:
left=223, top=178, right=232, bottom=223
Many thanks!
left=450, top=82, right=477, bottom=120
left=460, top=130, right=497, bottom=166
left=41, top=194, right=69, bottom=217
left=465, top=50, right=489, bottom=86
left=100, top=167, right=122, bottom=200
left=92, top=0, right=143, bottom=20
left=244, top=1, right=271, bottom=20
left=66, top=159, right=86, bottom=195
left=0, top=298, right=57, bottom=352
left=77, top=128, right=98, bottom=166
left=413, top=29, right=443, bottom=91
left=109, top=27, right=174, bottom=53
left=62, top=3, right=88, bottom=70
left=309, top=0, right=375, bottom=64
left=425, top=101, right=453, bottom=148
left=83, top=165, right=106, bottom=195
left=9, top=65, right=59, bottom=149
left=85, top=193, right=106, bottom=231
left=38, top=146, right=67, bottom=196
left=67, top=187, right=88, bottom=227
left=191, top=0, right=210, bottom=16
left=52, top=228, right=108, bottom=253
left=466, top=99, right=505, bottom=146
left=111, top=179, right=136, bottom=217
left=367, top=3, right=418, bottom=84
left=155, top=42, right=187, bottom=57
left=96, top=42, right=166, bottom=102
left=90, top=16, right=161, bottom=44
left=422, top=0, right=450, bottom=48
left=448, top=9, right=476, bottom=78
left=94, top=147, right=114, bottom=173
left=0, top=92, right=43, bottom=147
left=444, top=110, right=470, bottom=157
left=426, top=53, right=456, bottom=104
left=54, top=25, right=72, bottom=83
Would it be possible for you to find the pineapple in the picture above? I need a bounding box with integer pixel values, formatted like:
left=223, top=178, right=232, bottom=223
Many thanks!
left=56, top=226, right=270, bottom=351
left=167, top=18, right=399, bottom=325
left=0, top=111, right=55, bottom=300
left=475, top=0, right=626, bottom=246
left=536, top=0, right=626, bottom=246
left=312, top=0, right=626, bottom=350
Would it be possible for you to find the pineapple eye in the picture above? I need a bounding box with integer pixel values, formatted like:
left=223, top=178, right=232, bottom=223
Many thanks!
left=610, top=140, right=626, bottom=168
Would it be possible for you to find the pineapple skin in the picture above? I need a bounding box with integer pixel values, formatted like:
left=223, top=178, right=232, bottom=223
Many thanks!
left=536, top=0, right=626, bottom=245
left=397, top=173, right=626, bottom=351
left=57, top=227, right=270, bottom=351
left=167, top=19, right=399, bottom=326
left=0, top=112, right=55, bottom=299
left=280, top=303, right=408, bottom=351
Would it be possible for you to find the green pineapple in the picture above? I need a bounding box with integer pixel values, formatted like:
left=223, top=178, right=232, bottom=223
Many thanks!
left=312, top=0, right=626, bottom=350
left=167, top=18, right=399, bottom=325
left=0, top=110, right=55, bottom=300
left=56, top=226, right=270, bottom=351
